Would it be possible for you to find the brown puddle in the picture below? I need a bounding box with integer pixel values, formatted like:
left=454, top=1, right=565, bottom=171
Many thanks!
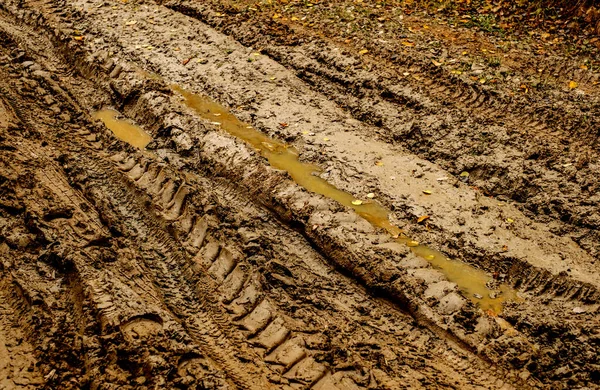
left=173, top=84, right=517, bottom=313
left=93, top=109, right=152, bottom=149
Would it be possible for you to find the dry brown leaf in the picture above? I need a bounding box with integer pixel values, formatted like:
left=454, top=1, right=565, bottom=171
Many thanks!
left=417, top=215, right=430, bottom=223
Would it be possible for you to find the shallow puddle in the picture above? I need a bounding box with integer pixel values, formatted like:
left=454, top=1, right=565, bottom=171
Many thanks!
left=93, top=109, right=152, bottom=149
left=173, top=84, right=516, bottom=313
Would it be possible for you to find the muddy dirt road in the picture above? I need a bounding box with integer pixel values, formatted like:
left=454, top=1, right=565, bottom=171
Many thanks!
left=0, top=0, right=598, bottom=388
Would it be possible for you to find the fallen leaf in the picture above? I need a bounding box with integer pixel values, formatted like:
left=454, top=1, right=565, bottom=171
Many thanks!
left=291, top=16, right=299, bottom=21
left=417, top=215, right=430, bottom=223
left=431, top=60, right=443, bottom=66
left=569, top=80, right=578, bottom=89
left=459, top=171, right=469, bottom=177
left=366, top=193, right=375, bottom=199
left=401, top=40, right=415, bottom=47
left=351, top=200, right=363, bottom=206
left=406, top=240, right=419, bottom=247
left=422, top=190, right=432, bottom=195
left=279, top=122, right=288, bottom=127
left=425, top=254, right=435, bottom=260
left=125, top=20, right=137, bottom=26
left=73, top=36, right=84, bottom=41
left=580, top=64, right=588, bottom=70
left=506, top=218, right=514, bottom=223
left=375, top=161, right=384, bottom=166
left=358, top=49, right=369, bottom=55
left=573, top=307, right=586, bottom=314
left=502, top=245, right=508, bottom=251
left=182, top=58, right=191, bottom=65
left=323, top=137, right=330, bottom=141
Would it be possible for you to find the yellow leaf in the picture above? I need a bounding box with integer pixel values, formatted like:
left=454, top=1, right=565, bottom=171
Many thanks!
left=506, top=218, right=514, bottom=223
left=422, top=190, right=432, bottom=195
left=459, top=171, right=469, bottom=177
left=358, top=49, right=369, bottom=55
left=569, top=81, right=578, bottom=89
left=406, top=240, right=419, bottom=247
left=451, top=70, right=462, bottom=75
left=432, top=60, right=442, bottom=66
left=375, top=161, right=384, bottom=166
left=351, top=200, right=363, bottom=206
left=73, top=36, right=84, bottom=41
left=401, top=40, right=415, bottom=47
left=291, top=16, right=299, bottom=21
left=580, top=64, right=588, bottom=70
left=417, top=215, right=430, bottom=223
left=425, top=254, right=435, bottom=260
left=323, top=137, right=330, bottom=141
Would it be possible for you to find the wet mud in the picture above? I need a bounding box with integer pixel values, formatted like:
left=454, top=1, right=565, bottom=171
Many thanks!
left=0, top=0, right=598, bottom=389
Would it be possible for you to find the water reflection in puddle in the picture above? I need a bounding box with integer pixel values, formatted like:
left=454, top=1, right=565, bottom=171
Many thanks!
left=93, top=109, right=152, bottom=149
left=172, top=84, right=516, bottom=313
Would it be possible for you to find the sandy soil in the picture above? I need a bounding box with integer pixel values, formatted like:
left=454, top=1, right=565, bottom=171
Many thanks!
left=0, top=0, right=598, bottom=388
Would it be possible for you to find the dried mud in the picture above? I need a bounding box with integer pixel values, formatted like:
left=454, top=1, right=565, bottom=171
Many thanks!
left=0, top=0, right=598, bottom=389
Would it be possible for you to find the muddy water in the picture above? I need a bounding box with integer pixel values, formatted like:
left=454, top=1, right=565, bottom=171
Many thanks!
left=173, top=85, right=516, bottom=313
left=93, top=109, right=152, bottom=149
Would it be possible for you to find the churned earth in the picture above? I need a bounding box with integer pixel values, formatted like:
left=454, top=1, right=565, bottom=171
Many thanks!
left=0, top=0, right=598, bottom=389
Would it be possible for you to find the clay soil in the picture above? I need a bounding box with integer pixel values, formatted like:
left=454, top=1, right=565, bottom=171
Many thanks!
left=0, top=0, right=599, bottom=389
